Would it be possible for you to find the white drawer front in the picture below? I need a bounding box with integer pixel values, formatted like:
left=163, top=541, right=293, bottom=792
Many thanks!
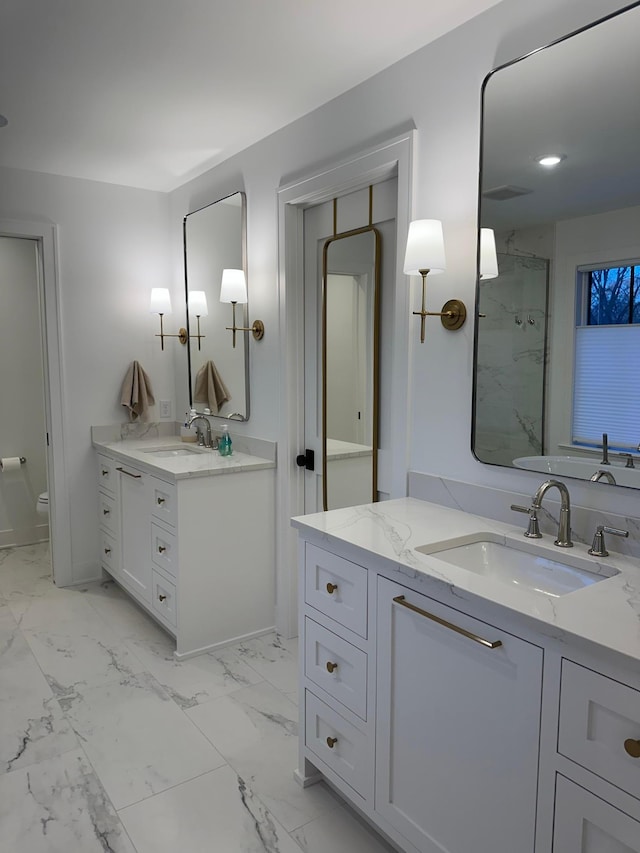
left=305, top=690, right=371, bottom=800
left=559, top=660, right=640, bottom=800
left=150, top=480, right=177, bottom=528
left=99, top=530, right=119, bottom=575
left=98, top=491, right=117, bottom=537
left=305, top=618, right=367, bottom=720
left=97, top=454, right=116, bottom=494
left=554, top=774, right=640, bottom=852
left=151, top=569, right=177, bottom=629
left=151, top=522, right=178, bottom=579
left=304, top=543, right=367, bottom=638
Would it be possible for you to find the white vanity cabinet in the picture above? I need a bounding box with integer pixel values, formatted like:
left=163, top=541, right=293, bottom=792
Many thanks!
left=96, top=448, right=275, bottom=658
left=375, top=577, right=542, bottom=853
left=296, top=527, right=640, bottom=853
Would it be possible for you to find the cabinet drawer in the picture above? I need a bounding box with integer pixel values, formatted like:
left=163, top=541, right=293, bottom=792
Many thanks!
left=151, top=569, right=177, bottom=629
left=99, top=530, right=119, bottom=575
left=305, top=690, right=372, bottom=800
left=98, top=491, right=117, bottom=537
left=151, top=522, right=178, bottom=579
left=304, top=618, right=367, bottom=720
left=559, top=660, right=640, bottom=800
left=150, top=480, right=177, bottom=528
left=304, top=543, right=367, bottom=638
left=553, top=774, right=640, bottom=852
left=97, top=454, right=116, bottom=495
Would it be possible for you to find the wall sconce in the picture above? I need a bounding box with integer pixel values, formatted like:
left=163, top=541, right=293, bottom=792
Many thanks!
left=403, top=219, right=467, bottom=341
left=480, top=228, right=499, bottom=280
left=150, top=288, right=187, bottom=350
left=219, top=269, right=265, bottom=349
left=188, top=290, right=208, bottom=351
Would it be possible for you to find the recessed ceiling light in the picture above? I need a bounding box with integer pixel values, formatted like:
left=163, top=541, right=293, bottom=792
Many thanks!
left=0, top=114, right=8, bottom=128
left=535, top=154, right=566, bottom=167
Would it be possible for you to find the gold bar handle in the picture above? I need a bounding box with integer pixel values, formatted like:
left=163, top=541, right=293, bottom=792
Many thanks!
left=116, top=467, right=142, bottom=479
left=393, top=595, right=502, bottom=650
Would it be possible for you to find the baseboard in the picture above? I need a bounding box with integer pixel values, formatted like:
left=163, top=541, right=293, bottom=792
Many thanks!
left=173, top=625, right=276, bottom=660
left=0, top=525, right=49, bottom=550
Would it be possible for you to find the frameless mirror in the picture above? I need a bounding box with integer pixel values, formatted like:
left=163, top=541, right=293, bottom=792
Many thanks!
left=322, top=227, right=380, bottom=511
left=183, top=191, right=249, bottom=421
left=473, top=3, right=640, bottom=489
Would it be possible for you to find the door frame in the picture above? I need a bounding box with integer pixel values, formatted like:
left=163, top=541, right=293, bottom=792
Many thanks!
left=276, top=130, right=416, bottom=637
left=0, top=219, right=72, bottom=584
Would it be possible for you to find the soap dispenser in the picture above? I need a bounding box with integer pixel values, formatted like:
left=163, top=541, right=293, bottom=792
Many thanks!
left=219, top=424, right=232, bottom=457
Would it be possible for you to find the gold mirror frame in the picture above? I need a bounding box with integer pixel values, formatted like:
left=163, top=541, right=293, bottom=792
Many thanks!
left=322, top=225, right=381, bottom=512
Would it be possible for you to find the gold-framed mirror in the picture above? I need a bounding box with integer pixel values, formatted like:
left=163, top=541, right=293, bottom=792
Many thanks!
left=183, top=191, right=250, bottom=421
left=322, top=226, right=381, bottom=511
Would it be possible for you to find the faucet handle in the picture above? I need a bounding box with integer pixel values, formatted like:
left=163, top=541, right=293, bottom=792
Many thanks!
left=510, top=504, right=542, bottom=539
left=588, top=524, right=629, bottom=557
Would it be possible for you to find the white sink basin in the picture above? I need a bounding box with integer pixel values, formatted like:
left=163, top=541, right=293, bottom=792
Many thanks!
left=142, top=447, right=203, bottom=457
left=417, top=535, right=619, bottom=597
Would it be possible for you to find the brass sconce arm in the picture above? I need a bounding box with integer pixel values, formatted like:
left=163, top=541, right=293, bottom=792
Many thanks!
left=155, top=314, right=188, bottom=350
left=225, top=301, right=265, bottom=348
left=413, top=270, right=466, bottom=342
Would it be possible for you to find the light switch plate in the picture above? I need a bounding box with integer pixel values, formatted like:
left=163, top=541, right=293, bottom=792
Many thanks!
left=159, top=400, right=172, bottom=418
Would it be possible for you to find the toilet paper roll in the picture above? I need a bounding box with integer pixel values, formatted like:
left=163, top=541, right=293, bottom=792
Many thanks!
left=1, top=457, right=22, bottom=472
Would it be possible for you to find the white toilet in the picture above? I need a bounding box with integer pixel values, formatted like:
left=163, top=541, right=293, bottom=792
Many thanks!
left=36, top=491, right=49, bottom=517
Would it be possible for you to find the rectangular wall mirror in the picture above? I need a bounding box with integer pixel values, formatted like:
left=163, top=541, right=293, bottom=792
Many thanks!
left=322, top=226, right=380, bottom=511
left=473, top=2, right=640, bottom=490
left=183, top=191, right=250, bottom=421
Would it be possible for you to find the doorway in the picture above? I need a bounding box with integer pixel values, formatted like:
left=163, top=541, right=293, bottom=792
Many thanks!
left=276, top=131, right=415, bottom=637
left=0, top=219, right=72, bottom=585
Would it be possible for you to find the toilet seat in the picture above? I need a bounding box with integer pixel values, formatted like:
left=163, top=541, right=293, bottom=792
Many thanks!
left=36, top=492, right=49, bottom=515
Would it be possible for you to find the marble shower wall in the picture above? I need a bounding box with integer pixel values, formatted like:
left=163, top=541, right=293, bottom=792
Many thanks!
left=474, top=253, right=549, bottom=466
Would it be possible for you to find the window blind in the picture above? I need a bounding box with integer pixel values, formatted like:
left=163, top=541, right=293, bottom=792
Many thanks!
left=573, top=324, right=640, bottom=448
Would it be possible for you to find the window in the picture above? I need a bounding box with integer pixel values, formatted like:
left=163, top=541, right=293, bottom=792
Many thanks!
left=572, top=261, right=640, bottom=450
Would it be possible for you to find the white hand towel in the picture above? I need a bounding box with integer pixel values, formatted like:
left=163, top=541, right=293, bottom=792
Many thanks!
left=120, top=361, right=155, bottom=421
left=193, top=360, right=231, bottom=413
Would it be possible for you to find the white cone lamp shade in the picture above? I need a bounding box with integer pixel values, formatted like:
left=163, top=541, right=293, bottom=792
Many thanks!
left=150, top=288, right=172, bottom=314
left=479, top=228, right=499, bottom=280
left=188, top=290, right=208, bottom=316
left=403, top=219, right=446, bottom=275
left=220, top=269, right=247, bottom=304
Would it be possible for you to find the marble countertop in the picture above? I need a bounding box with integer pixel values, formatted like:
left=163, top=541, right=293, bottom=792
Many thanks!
left=292, top=497, right=640, bottom=664
left=93, top=437, right=275, bottom=482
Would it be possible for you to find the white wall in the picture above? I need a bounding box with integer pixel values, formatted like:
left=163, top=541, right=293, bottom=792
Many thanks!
left=0, top=236, right=48, bottom=546
left=0, top=168, right=173, bottom=580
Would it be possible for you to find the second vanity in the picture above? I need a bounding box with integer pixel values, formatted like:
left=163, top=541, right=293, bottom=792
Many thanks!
left=94, top=432, right=276, bottom=658
left=293, top=497, right=640, bottom=853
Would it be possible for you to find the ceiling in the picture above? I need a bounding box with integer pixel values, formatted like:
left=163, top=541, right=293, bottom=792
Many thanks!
left=0, top=0, right=501, bottom=192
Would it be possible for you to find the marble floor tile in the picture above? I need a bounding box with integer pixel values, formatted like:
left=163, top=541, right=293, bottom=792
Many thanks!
left=120, top=763, right=304, bottom=853
left=82, top=577, right=173, bottom=644
left=125, top=630, right=264, bottom=709
left=236, top=632, right=300, bottom=694
left=21, top=621, right=146, bottom=699
left=0, top=606, right=77, bottom=774
left=61, top=671, right=226, bottom=809
left=0, top=749, right=136, bottom=853
left=291, top=802, right=397, bottom=853
left=187, top=681, right=339, bottom=832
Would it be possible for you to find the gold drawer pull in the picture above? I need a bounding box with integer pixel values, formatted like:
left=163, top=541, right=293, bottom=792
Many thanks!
left=158, top=545, right=167, bottom=553
left=157, top=497, right=165, bottom=505
left=116, top=467, right=142, bottom=479
left=326, top=661, right=338, bottom=673
left=104, top=547, right=111, bottom=555
left=624, top=739, right=640, bottom=758
left=101, top=469, right=109, bottom=476
left=326, top=736, right=338, bottom=749
left=103, top=508, right=110, bottom=515
left=326, top=582, right=338, bottom=594
left=158, top=594, right=167, bottom=602
left=393, top=595, right=502, bottom=650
